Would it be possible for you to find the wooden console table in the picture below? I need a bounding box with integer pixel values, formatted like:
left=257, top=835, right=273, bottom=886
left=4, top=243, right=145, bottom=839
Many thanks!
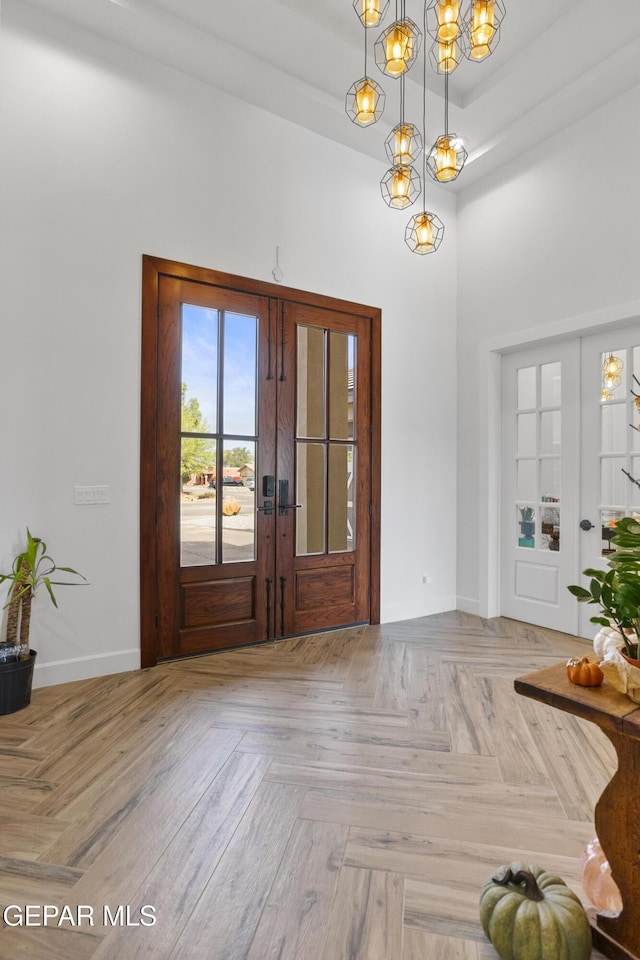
left=515, top=662, right=640, bottom=960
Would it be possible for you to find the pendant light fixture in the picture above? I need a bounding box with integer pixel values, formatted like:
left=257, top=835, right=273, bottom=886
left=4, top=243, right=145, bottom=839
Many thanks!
left=429, top=37, right=462, bottom=73
left=385, top=119, right=422, bottom=166
left=381, top=73, right=421, bottom=207
left=426, top=0, right=462, bottom=74
left=463, top=0, right=505, bottom=62
left=426, top=0, right=460, bottom=43
left=353, top=0, right=390, bottom=27
left=375, top=0, right=422, bottom=78
left=406, top=1, right=444, bottom=255
left=346, top=20, right=386, bottom=126
left=346, top=0, right=506, bottom=257
left=426, top=68, right=467, bottom=182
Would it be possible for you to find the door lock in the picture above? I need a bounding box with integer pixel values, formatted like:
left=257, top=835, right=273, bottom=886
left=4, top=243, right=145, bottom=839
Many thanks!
left=579, top=519, right=594, bottom=531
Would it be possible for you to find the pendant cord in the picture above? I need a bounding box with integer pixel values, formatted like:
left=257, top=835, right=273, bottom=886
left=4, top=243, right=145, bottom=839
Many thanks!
left=421, top=0, right=428, bottom=205
left=444, top=68, right=449, bottom=136
left=400, top=73, right=405, bottom=127
left=364, top=19, right=368, bottom=76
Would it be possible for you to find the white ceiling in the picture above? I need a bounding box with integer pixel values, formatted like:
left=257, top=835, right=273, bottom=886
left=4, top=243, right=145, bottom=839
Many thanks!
left=20, top=0, right=640, bottom=190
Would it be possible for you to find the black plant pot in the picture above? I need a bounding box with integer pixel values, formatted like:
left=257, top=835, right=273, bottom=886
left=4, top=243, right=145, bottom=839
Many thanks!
left=0, top=651, right=37, bottom=715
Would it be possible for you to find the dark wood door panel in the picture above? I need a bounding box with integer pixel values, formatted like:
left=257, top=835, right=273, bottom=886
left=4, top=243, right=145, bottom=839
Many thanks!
left=295, top=565, right=355, bottom=611
left=182, top=577, right=255, bottom=628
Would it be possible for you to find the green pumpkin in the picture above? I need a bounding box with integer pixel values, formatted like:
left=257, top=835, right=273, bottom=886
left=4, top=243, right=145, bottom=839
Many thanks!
left=479, top=863, right=592, bottom=960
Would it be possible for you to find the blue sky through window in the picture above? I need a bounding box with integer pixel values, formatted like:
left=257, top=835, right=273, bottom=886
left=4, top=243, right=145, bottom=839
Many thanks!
left=181, top=304, right=257, bottom=438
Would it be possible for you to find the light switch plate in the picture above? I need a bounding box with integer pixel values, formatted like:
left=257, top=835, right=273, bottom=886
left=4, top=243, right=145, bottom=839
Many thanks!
left=75, top=485, right=110, bottom=505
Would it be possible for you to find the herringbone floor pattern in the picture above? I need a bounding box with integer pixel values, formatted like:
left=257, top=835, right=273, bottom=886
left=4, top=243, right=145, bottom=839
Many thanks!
left=0, top=612, right=613, bottom=959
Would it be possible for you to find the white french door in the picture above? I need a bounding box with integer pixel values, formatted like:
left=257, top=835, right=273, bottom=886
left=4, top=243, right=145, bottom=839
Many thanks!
left=501, top=323, right=640, bottom=638
left=578, top=326, right=640, bottom=637
left=500, top=342, right=580, bottom=634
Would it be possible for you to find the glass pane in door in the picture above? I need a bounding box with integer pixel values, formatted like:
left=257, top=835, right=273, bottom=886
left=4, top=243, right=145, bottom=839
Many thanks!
left=517, top=413, right=536, bottom=456
left=181, top=305, right=218, bottom=430
left=328, top=444, right=355, bottom=552
left=517, top=459, right=537, bottom=502
left=296, top=442, right=325, bottom=555
left=223, top=313, right=257, bottom=436
left=540, top=507, right=560, bottom=552
left=517, top=367, right=536, bottom=409
left=601, top=402, right=627, bottom=454
left=222, top=440, right=256, bottom=562
left=181, top=437, right=217, bottom=566
left=601, top=349, right=627, bottom=399
left=297, top=327, right=326, bottom=439
left=295, top=324, right=360, bottom=563
left=540, top=411, right=560, bottom=455
left=329, top=332, right=355, bottom=440
left=540, top=362, right=561, bottom=406
left=181, top=304, right=259, bottom=567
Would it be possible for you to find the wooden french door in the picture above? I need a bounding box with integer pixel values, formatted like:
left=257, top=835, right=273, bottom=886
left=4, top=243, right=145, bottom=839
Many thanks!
left=140, top=257, right=380, bottom=665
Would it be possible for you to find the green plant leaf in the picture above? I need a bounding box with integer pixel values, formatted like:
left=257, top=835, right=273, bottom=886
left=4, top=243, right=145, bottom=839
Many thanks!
left=567, top=585, right=591, bottom=600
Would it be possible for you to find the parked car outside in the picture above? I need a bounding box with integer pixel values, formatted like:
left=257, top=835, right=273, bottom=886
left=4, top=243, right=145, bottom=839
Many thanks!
left=222, top=477, right=243, bottom=486
left=245, top=477, right=255, bottom=490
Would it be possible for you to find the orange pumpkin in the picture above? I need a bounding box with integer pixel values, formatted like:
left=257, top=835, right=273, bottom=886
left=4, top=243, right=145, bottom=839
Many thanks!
left=566, top=656, right=604, bottom=687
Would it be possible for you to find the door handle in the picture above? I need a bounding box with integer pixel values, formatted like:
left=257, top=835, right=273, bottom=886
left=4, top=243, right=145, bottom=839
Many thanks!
left=580, top=519, right=594, bottom=531
left=278, top=479, right=302, bottom=516
left=257, top=500, right=274, bottom=515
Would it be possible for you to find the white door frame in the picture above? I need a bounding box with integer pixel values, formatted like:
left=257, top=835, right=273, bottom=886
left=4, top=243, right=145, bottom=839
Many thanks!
left=477, top=298, right=640, bottom=621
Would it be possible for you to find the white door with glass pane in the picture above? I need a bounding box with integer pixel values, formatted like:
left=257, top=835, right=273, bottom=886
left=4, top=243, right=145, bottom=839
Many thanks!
left=500, top=342, right=580, bottom=633
left=578, top=326, right=640, bottom=638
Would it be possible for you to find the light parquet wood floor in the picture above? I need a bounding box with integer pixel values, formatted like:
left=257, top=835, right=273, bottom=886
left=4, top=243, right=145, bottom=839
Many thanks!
left=0, top=612, right=614, bottom=959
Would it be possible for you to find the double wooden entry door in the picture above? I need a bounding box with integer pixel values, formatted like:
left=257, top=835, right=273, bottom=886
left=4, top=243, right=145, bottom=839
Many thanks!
left=141, top=257, right=380, bottom=665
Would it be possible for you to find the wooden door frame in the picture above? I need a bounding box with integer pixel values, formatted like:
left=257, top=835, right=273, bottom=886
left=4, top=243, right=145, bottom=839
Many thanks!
left=140, top=254, right=381, bottom=668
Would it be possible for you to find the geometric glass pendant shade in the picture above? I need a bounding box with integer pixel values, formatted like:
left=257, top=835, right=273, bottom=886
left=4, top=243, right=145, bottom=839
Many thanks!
left=345, top=76, right=386, bottom=126
left=426, top=133, right=467, bottom=182
left=429, top=36, right=463, bottom=73
left=353, top=0, right=390, bottom=28
left=463, top=0, right=506, bottom=62
left=426, top=0, right=461, bottom=43
left=380, top=162, right=420, bottom=208
left=375, top=18, right=422, bottom=77
left=405, top=210, right=445, bottom=254
left=384, top=121, right=423, bottom=166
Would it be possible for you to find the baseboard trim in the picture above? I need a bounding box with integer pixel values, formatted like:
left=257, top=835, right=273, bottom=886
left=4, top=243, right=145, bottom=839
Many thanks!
left=380, top=596, right=457, bottom=623
left=456, top=596, right=480, bottom=616
left=33, top=649, right=140, bottom=689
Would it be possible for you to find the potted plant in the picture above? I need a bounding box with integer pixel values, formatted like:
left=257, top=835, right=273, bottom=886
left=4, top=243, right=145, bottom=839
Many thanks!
left=568, top=516, right=640, bottom=662
left=0, top=529, right=86, bottom=714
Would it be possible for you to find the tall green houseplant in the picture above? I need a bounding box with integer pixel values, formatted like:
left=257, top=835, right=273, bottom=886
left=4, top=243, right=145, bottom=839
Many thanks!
left=0, top=529, right=86, bottom=660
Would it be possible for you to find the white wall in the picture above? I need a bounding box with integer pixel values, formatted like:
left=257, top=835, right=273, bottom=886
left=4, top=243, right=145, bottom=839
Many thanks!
left=0, top=1, right=458, bottom=686
left=457, top=83, right=640, bottom=615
